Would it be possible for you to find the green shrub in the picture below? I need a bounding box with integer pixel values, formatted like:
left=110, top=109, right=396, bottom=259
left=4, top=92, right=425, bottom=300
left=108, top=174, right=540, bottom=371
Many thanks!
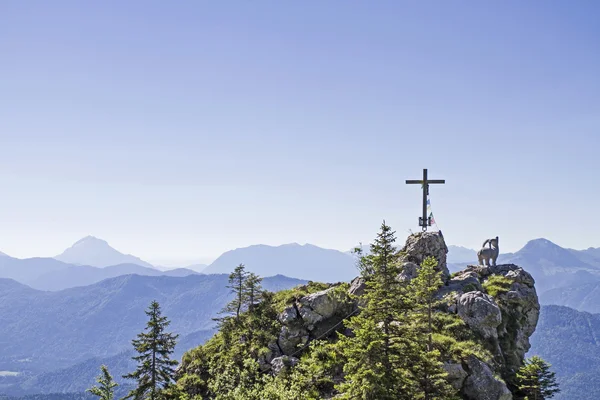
left=482, top=275, right=513, bottom=297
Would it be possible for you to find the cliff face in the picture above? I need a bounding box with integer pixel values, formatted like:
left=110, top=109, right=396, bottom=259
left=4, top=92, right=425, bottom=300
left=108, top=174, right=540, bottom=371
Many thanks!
left=265, top=232, right=539, bottom=400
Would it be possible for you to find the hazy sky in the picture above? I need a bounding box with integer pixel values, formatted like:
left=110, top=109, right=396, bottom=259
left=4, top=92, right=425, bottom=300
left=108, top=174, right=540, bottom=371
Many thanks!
left=1, top=1, right=599, bottom=264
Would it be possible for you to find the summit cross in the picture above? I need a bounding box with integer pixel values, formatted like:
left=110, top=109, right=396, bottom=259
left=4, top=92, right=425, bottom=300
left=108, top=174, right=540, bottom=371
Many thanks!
left=406, top=168, right=445, bottom=231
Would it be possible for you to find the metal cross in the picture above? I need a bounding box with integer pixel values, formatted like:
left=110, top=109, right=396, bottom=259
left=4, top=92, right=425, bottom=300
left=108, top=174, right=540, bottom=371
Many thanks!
left=406, top=168, right=445, bottom=231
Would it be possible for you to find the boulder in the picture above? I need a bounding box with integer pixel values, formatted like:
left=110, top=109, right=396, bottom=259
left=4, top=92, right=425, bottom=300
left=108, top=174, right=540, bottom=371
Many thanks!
left=463, top=356, right=512, bottom=400
left=278, top=325, right=309, bottom=355
left=398, top=262, right=419, bottom=282
left=348, top=276, right=366, bottom=297
left=399, top=231, right=450, bottom=281
left=271, top=356, right=300, bottom=375
left=443, top=362, right=468, bottom=390
left=457, top=291, right=502, bottom=340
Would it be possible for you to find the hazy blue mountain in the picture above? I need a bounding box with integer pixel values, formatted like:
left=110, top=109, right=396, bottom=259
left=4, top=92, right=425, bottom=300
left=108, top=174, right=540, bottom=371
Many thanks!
left=4, top=330, right=215, bottom=397
left=203, top=243, right=359, bottom=282
left=184, top=263, right=208, bottom=272
left=161, top=267, right=200, bottom=277
left=540, top=280, right=600, bottom=313
left=447, top=245, right=477, bottom=263
left=0, top=274, right=305, bottom=378
left=567, top=247, right=600, bottom=268
left=0, top=257, right=75, bottom=284
left=54, top=236, right=153, bottom=268
left=499, top=238, right=600, bottom=293
left=529, top=305, right=600, bottom=399
left=25, top=264, right=197, bottom=291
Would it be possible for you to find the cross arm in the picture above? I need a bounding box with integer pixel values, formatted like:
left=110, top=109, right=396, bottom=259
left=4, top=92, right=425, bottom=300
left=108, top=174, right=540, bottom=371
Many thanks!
left=428, top=180, right=445, bottom=184
left=405, top=180, right=423, bottom=184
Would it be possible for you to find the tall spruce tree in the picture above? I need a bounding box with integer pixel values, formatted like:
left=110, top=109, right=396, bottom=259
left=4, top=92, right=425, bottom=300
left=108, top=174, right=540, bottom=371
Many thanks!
left=517, top=356, right=560, bottom=399
left=87, top=365, right=118, bottom=400
left=337, top=221, right=415, bottom=400
left=408, top=256, right=456, bottom=399
left=123, top=300, right=179, bottom=400
left=224, top=264, right=250, bottom=320
left=245, top=272, right=263, bottom=312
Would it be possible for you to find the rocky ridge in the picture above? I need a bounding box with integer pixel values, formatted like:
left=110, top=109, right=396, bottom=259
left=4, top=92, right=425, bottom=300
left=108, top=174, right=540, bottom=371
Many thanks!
left=265, top=232, right=540, bottom=400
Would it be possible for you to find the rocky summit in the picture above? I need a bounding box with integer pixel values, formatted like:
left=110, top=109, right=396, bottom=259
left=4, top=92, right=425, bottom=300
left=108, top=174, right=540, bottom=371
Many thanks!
left=242, top=232, right=540, bottom=400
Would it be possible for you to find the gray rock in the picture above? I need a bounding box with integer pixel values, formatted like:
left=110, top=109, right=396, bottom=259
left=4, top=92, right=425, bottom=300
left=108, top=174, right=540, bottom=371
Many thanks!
left=457, top=291, right=502, bottom=340
left=278, top=325, right=309, bottom=355
left=271, top=356, right=300, bottom=375
left=399, top=231, right=450, bottom=281
left=349, top=276, right=366, bottom=297
left=278, top=306, right=299, bottom=325
left=491, top=266, right=540, bottom=377
left=443, top=362, right=468, bottom=390
left=463, top=356, right=512, bottom=400
left=398, top=262, right=419, bottom=282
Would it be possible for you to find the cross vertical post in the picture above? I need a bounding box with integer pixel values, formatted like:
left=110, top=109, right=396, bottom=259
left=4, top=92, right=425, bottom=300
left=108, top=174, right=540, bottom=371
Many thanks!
left=406, top=168, right=445, bottom=231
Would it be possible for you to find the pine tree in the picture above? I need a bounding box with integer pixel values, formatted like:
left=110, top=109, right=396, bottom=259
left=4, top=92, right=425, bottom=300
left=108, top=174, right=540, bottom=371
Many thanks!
left=123, top=300, right=179, bottom=400
left=337, top=221, right=415, bottom=400
left=224, top=264, right=250, bottom=320
left=408, top=256, right=456, bottom=399
left=517, top=356, right=560, bottom=399
left=245, top=272, right=263, bottom=313
left=87, top=365, right=118, bottom=400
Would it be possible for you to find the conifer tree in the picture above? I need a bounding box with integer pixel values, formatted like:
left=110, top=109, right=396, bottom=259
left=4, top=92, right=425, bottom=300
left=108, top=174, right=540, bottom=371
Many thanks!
left=245, top=272, right=263, bottom=312
left=87, top=365, right=117, bottom=400
left=123, top=300, right=179, bottom=400
left=517, top=356, right=560, bottom=399
left=337, top=221, right=414, bottom=400
left=408, top=256, right=455, bottom=399
left=224, top=264, right=250, bottom=320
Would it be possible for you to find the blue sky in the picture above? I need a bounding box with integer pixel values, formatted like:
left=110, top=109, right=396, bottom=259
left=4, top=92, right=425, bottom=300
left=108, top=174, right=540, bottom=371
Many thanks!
left=1, top=1, right=599, bottom=264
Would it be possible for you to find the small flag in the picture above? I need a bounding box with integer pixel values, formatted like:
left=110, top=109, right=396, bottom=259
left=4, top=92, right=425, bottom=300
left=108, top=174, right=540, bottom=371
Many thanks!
left=429, top=212, right=435, bottom=225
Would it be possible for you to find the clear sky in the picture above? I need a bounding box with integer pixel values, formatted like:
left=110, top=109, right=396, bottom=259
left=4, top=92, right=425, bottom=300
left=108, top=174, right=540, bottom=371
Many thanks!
left=1, top=1, right=599, bottom=264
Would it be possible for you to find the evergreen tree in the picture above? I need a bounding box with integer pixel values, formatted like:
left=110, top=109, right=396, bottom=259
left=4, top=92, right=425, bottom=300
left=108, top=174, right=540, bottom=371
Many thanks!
left=222, top=264, right=250, bottom=321
left=123, top=300, right=179, bottom=400
left=87, top=365, right=117, bottom=400
left=336, top=221, right=415, bottom=400
left=408, top=256, right=456, bottom=399
left=245, top=272, right=263, bottom=312
left=517, top=356, right=560, bottom=399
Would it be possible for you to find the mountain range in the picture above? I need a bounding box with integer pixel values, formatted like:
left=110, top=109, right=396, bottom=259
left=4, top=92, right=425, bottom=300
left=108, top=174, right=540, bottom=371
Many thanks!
left=3, top=235, right=600, bottom=294
left=0, top=273, right=305, bottom=396
left=528, top=305, right=600, bottom=400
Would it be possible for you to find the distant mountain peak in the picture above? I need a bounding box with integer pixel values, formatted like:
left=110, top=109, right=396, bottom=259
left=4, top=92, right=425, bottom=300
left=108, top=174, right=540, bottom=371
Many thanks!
left=72, top=235, right=109, bottom=247
left=55, top=236, right=154, bottom=269
left=519, top=238, right=566, bottom=254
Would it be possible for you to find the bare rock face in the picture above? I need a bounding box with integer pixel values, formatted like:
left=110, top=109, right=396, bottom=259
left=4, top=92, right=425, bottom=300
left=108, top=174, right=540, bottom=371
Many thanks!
left=463, top=356, right=513, bottom=400
left=457, top=291, right=502, bottom=340
left=399, top=231, right=450, bottom=282
left=443, top=362, right=468, bottom=390
left=271, top=356, right=300, bottom=375
left=348, top=276, right=366, bottom=297
left=274, top=285, right=355, bottom=359
left=398, top=262, right=419, bottom=282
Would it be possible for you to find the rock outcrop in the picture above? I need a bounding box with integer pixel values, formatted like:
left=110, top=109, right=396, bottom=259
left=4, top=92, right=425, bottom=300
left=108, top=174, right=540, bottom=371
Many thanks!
left=399, top=231, right=450, bottom=282
left=263, top=232, right=539, bottom=399
left=265, top=285, right=356, bottom=365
